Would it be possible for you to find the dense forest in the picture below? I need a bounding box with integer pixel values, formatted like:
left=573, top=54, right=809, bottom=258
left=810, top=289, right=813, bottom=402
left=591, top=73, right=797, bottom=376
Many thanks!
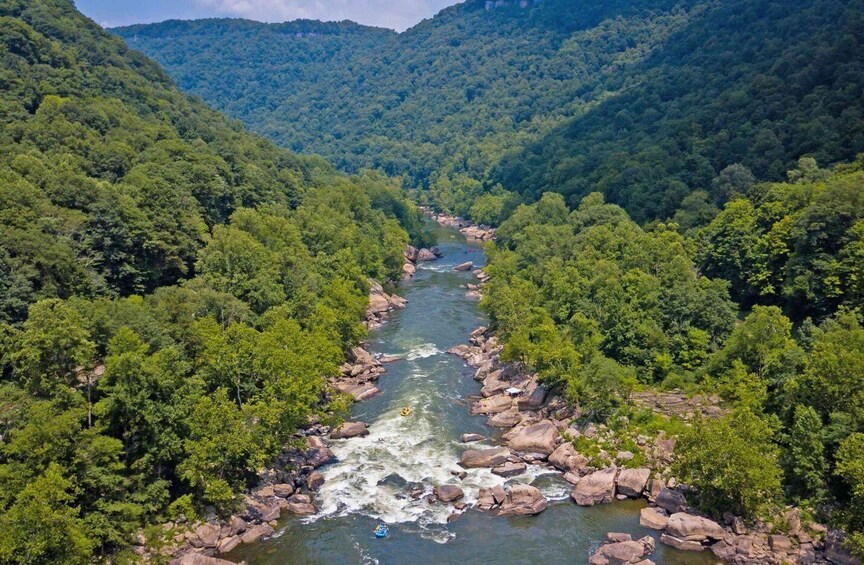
left=116, top=0, right=864, bottom=221
left=3, top=0, right=864, bottom=561
left=482, top=157, right=864, bottom=555
left=0, top=0, right=426, bottom=562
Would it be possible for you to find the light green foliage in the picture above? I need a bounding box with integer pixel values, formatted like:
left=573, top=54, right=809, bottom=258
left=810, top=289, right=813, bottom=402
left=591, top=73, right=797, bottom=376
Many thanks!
left=10, top=299, right=95, bottom=397
left=569, top=356, right=637, bottom=421
left=674, top=409, right=783, bottom=520
left=707, top=306, right=804, bottom=387
left=0, top=463, right=94, bottom=565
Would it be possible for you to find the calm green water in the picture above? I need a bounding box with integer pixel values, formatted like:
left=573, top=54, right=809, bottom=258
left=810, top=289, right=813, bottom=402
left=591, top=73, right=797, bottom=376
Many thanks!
left=230, top=224, right=716, bottom=565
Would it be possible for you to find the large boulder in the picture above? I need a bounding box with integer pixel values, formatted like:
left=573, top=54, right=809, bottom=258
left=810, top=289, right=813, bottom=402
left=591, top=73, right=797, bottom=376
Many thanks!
left=589, top=536, right=655, bottom=565
left=639, top=507, right=668, bottom=530
left=507, top=420, right=558, bottom=455
left=571, top=468, right=617, bottom=506
left=659, top=534, right=703, bottom=552
left=487, top=408, right=523, bottom=428
left=498, top=484, right=548, bottom=516
left=240, top=524, right=275, bottom=544
left=435, top=485, right=465, bottom=503
left=616, top=468, right=651, bottom=498
left=470, top=394, right=513, bottom=415
left=216, top=535, right=241, bottom=554
left=492, top=461, right=527, bottom=477
left=193, top=523, right=221, bottom=548
left=454, top=261, right=474, bottom=272
left=172, top=555, right=237, bottom=565
left=305, top=436, right=336, bottom=468
left=655, top=488, right=687, bottom=514
left=548, top=442, right=589, bottom=473
left=417, top=248, right=438, bottom=261
left=330, top=421, right=369, bottom=439
left=460, top=447, right=511, bottom=468
left=517, top=384, right=548, bottom=409
left=665, top=512, right=726, bottom=542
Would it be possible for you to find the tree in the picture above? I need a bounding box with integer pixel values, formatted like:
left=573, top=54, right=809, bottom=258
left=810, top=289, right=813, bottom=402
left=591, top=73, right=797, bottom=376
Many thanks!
left=0, top=463, right=94, bottom=564
left=674, top=408, right=783, bottom=519
left=782, top=404, right=827, bottom=505
left=11, top=300, right=95, bottom=397
left=835, top=433, right=864, bottom=559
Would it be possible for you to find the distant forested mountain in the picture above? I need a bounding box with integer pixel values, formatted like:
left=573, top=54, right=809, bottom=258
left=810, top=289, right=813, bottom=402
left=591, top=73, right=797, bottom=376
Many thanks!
left=116, top=0, right=864, bottom=220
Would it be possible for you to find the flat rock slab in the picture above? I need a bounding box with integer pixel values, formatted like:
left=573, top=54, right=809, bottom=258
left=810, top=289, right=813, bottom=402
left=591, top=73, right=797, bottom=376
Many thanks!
left=454, top=261, right=474, bottom=271
left=461, top=433, right=485, bottom=443
left=240, top=524, right=275, bottom=544
left=492, top=461, right=527, bottom=477
left=640, top=507, right=669, bottom=530
left=666, top=512, right=725, bottom=542
left=471, top=394, right=513, bottom=415
left=461, top=446, right=511, bottom=468
left=660, top=534, right=704, bottom=552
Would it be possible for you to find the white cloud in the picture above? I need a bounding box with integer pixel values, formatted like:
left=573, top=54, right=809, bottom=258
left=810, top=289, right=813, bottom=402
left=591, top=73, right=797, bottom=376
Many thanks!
left=194, top=0, right=459, bottom=31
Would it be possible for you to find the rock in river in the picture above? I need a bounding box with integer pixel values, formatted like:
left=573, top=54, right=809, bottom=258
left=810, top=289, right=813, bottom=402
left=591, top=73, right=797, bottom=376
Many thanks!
left=460, top=446, right=511, bottom=468
left=330, top=421, right=369, bottom=439
left=454, top=261, right=474, bottom=271
left=498, top=484, right=548, bottom=516
left=435, top=485, right=465, bottom=503
left=571, top=468, right=618, bottom=506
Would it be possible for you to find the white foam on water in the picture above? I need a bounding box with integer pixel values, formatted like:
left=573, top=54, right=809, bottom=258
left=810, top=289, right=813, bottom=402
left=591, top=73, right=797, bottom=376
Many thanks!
left=313, top=403, right=550, bottom=533
left=404, top=343, right=442, bottom=361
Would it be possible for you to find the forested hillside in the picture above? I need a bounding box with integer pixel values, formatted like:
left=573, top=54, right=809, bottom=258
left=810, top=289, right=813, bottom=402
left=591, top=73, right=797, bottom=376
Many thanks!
left=481, top=159, right=864, bottom=557
left=116, top=0, right=864, bottom=221
left=0, top=1, right=425, bottom=561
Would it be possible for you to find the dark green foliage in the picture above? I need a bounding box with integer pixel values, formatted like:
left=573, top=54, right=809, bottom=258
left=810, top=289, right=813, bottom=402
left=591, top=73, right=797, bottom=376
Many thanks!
left=494, top=0, right=864, bottom=221
left=117, top=0, right=864, bottom=223
left=697, top=158, right=864, bottom=321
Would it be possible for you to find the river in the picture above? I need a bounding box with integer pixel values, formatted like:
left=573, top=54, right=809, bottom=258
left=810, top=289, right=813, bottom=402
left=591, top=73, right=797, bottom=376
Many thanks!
left=229, top=223, right=715, bottom=565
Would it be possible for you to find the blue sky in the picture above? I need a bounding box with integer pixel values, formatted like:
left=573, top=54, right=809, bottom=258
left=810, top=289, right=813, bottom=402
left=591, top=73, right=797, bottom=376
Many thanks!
left=75, top=0, right=462, bottom=31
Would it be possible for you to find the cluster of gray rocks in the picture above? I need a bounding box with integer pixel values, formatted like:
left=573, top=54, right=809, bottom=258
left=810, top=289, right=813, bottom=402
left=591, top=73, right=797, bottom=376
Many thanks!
left=424, top=209, right=497, bottom=241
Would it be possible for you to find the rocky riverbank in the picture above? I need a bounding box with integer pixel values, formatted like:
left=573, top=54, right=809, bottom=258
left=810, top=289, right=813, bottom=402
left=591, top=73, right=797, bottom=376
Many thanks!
left=447, top=324, right=857, bottom=564
left=142, top=246, right=441, bottom=564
